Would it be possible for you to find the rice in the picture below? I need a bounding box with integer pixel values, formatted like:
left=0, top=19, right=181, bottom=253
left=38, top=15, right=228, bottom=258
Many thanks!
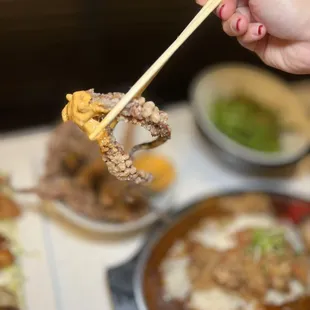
left=160, top=257, right=191, bottom=301
left=265, top=280, right=305, bottom=305
left=166, top=240, right=186, bottom=257
left=160, top=212, right=309, bottom=309
left=280, top=221, right=305, bottom=252
left=190, top=214, right=276, bottom=251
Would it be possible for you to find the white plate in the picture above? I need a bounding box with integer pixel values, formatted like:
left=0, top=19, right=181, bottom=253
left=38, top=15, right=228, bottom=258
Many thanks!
left=30, top=122, right=177, bottom=235
left=51, top=186, right=175, bottom=234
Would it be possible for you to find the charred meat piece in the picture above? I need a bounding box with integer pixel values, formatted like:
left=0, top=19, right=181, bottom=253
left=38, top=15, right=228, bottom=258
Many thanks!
left=212, top=249, right=246, bottom=291
left=291, top=255, right=310, bottom=286
left=44, top=122, right=100, bottom=179
left=0, top=234, right=15, bottom=269
left=20, top=121, right=157, bottom=223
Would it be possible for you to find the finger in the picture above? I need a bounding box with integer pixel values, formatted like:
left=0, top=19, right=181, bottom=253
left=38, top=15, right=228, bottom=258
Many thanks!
left=215, top=0, right=237, bottom=21
left=196, top=0, right=238, bottom=21
left=222, top=12, right=249, bottom=36
left=237, top=23, right=267, bottom=51
left=235, top=6, right=252, bottom=22
left=237, top=23, right=266, bottom=45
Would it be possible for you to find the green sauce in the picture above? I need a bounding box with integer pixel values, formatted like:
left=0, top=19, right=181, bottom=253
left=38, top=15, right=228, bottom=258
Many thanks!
left=210, top=97, right=281, bottom=153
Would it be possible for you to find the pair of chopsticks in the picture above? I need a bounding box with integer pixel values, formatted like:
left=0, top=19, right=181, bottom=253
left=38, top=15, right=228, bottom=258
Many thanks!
left=89, top=0, right=222, bottom=141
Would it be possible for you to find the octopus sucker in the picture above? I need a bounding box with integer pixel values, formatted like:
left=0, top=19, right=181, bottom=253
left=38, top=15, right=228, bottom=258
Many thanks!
left=61, top=89, right=171, bottom=184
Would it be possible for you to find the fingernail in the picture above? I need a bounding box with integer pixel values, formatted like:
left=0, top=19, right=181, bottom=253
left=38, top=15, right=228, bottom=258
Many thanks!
left=236, top=18, right=241, bottom=31
left=258, top=25, right=263, bottom=35
left=218, top=4, right=225, bottom=19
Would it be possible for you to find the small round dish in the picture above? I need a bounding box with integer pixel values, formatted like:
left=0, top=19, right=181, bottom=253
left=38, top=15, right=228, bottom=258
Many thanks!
left=190, top=63, right=310, bottom=173
left=31, top=145, right=177, bottom=235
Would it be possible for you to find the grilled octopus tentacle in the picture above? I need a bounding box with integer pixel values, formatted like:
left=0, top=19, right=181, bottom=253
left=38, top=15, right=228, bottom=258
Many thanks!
left=129, top=137, right=167, bottom=157
left=62, top=89, right=171, bottom=184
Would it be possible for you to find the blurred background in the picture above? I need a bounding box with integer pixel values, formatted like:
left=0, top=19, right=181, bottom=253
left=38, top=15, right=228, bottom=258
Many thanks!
left=0, top=0, right=306, bottom=132
left=3, top=2, right=310, bottom=310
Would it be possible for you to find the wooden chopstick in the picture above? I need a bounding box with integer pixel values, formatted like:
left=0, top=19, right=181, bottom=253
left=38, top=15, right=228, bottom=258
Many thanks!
left=89, top=0, right=222, bottom=141
left=123, top=123, right=135, bottom=153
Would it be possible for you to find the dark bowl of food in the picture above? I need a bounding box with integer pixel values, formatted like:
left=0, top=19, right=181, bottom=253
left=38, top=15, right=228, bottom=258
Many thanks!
left=189, top=63, right=310, bottom=175
left=129, top=189, right=310, bottom=310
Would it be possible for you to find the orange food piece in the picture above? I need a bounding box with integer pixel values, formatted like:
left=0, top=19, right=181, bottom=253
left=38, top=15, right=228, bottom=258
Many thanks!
left=0, top=194, right=21, bottom=219
left=0, top=249, right=14, bottom=269
left=133, top=153, right=176, bottom=192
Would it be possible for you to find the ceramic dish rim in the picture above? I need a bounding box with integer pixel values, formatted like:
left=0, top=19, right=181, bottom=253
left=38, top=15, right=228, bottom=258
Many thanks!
left=52, top=181, right=177, bottom=234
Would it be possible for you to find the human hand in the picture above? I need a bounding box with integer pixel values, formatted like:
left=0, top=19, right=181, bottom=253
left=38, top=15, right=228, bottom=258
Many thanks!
left=197, top=0, right=310, bottom=74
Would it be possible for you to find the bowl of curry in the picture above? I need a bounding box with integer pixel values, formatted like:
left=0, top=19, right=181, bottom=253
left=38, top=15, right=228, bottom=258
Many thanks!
left=132, top=190, right=310, bottom=310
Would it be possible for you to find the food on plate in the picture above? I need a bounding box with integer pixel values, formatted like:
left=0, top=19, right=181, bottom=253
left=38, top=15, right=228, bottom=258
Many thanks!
left=0, top=235, right=15, bottom=270
left=25, top=122, right=174, bottom=223
left=0, top=175, right=23, bottom=310
left=0, top=247, right=14, bottom=270
left=62, top=89, right=171, bottom=184
left=133, top=153, right=176, bottom=192
left=159, top=193, right=310, bottom=310
left=210, top=96, right=281, bottom=152
left=0, top=195, right=20, bottom=219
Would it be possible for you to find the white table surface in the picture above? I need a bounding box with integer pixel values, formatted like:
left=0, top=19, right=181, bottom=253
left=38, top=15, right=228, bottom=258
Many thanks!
left=1, top=103, right=310, bottom=310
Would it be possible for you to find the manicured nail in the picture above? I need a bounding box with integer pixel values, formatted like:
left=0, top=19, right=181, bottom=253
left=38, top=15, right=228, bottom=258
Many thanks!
left=218, top=5, right=225, bottom=19
left=258, top=25, right=263, bottom=35
left=236, top=18, right=241, bottom=31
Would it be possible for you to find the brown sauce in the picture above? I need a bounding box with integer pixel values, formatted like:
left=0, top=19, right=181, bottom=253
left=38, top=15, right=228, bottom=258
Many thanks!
left=141, top=193, right=310, bottom=310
